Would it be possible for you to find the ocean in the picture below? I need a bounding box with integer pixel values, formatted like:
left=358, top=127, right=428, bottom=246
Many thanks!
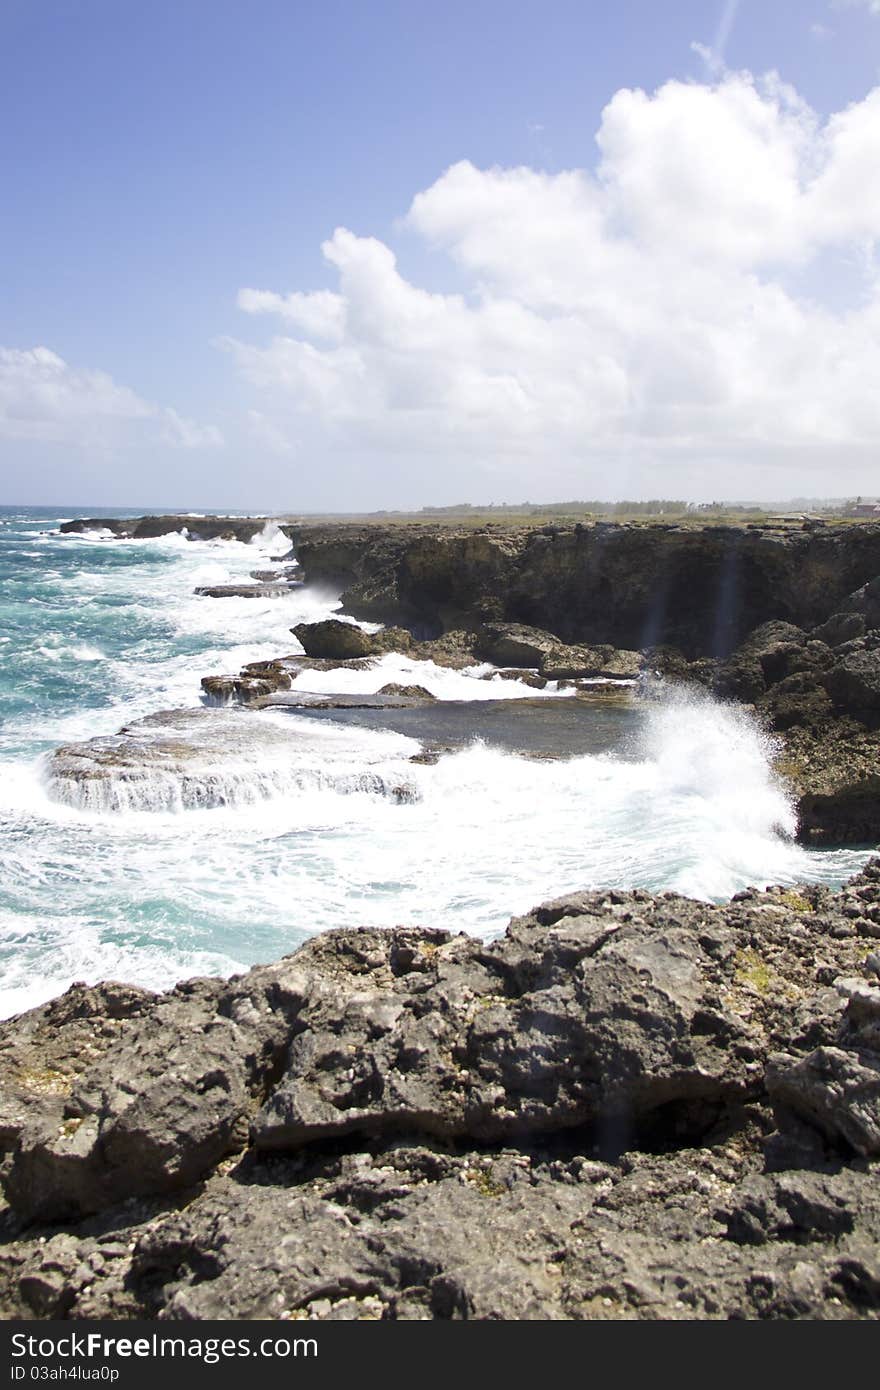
left=0, top=504, right=869, bottom=1020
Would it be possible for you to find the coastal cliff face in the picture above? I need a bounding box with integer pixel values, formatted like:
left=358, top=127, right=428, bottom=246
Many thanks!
left=2, top=871, right=880, bottom=1320
left=292, top=521, right=880, bottom=655
left=287, top=519, right=880, bottom=847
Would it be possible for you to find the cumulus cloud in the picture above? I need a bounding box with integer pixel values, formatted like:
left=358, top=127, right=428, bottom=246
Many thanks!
left=238, top=287, right=346, bottom=342
left=0, top=346, right=222, bottom=449
left=226, top=70, right=880, bottom=497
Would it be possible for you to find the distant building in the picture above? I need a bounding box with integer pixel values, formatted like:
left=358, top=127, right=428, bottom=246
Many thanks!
left=853, top=501, right=880, bottom=517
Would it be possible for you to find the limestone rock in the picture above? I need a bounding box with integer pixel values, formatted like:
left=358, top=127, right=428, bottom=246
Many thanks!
left=5, top=871, right=880, bottom=1318
left=291, top=620, right=415, bottom=660
left=377, top=683, right=436, bottom=700
left=767, top=1047, right=880, bottom=1157
left=473, top=623, right=562, bottom=667
left=541, top=644, right=642, bottom=681
left=823, top=650, right=880, bottom=725
left=292, top=619, right=377, bottom=659
left=195, top=582, right=299, bottom=599
left=780, top=725, right=880, bottom=845
left=812, top=612, right=867, bottom=647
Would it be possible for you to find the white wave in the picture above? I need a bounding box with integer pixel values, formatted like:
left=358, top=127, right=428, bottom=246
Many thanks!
left=288, top=651, right=574, bottom=701
left=0, top=686, right=869, bottom=1019
left=0, top=906, right=245, bottom=1019
left=31, top=643, right=104, bottom=664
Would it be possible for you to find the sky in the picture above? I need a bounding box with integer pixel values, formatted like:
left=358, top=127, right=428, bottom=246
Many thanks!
left=2, top=0, right=880, bottom=510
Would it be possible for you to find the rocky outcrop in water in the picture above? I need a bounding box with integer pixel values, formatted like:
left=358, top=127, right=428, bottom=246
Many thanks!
left=60, top=516, right=291, bottom=543
left=201, top=659, right=294, bottom=705
left=775, top=725, right=880, bottom=847
left=46, top=708, right=419, bottom=812
left=292, top=619, right=405, bottom=660
left=2, top=869, right=880, bottom=1319
left=195, top=581, right=302, bottom=599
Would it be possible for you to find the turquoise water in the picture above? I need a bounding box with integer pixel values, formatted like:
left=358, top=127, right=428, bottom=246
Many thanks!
left=0, top=505, right=871, bottom=1019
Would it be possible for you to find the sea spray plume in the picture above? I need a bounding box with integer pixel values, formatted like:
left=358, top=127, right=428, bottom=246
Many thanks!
left=634, top=682, right=798, bottom=899
left=251, top=518, right=289, bottom=549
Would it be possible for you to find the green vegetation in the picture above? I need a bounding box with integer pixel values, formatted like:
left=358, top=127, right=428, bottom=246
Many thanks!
left=282, top=498, right=870, bottom=529
left=779, top=889, right=814, bottom=913
left=734, top=948, right=774, bottom=995
left=464, top=1165, right=507, bottom=1198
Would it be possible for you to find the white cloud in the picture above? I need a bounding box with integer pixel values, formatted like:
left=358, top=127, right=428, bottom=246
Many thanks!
left=159, top=408, right=224, bottom=449
left=833, top=1, right=880, bottom=15
left=226, top=70, right=880, bottom=498
left=247, top=408, right=298, bottom=454
left=0, top=346, right=222, bottom=449
left=237, top=287, right=346, bottom=342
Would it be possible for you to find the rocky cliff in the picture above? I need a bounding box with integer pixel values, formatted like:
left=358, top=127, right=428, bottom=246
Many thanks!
left=291, top=520, right=880, bottom=656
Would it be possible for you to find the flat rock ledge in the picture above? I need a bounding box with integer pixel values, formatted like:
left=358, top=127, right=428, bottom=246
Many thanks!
left=3, top=868, right=880, bottom=1319
left=194, top=582, right=302, bottom=599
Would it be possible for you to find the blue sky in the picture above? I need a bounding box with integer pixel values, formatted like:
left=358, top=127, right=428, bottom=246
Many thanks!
left=2, top=0, right=880, bottom=509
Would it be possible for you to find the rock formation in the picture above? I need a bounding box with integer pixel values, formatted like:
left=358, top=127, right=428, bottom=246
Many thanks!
left=60, top=516, right=290, bottom=544
left=2, top=869, right=880, bottom=1319
left=289, top=519, right=880, bottom=655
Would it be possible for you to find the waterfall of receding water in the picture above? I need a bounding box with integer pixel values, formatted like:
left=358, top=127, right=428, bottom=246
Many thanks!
left=41, top=708, right=423, bottom=814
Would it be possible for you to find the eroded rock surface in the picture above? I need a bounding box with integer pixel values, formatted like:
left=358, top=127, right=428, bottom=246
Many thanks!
left=2, top=870, right=880, bottom=1319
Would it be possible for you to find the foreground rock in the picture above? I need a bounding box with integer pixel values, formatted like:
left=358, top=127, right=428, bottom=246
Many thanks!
left=2, top=869, right=880, bottom=1318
